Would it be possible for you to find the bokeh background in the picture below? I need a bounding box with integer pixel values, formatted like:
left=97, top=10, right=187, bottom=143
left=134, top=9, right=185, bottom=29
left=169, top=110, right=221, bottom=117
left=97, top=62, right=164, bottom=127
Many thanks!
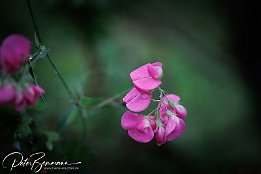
left=0, top=0, right=260, bottom=173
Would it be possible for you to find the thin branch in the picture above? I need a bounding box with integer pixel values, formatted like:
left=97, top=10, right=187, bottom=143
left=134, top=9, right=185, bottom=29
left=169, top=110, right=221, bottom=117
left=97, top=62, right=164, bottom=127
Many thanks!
left=26, top=0, right=74, bottom=101
left=93, top=88, right=130, bottom=109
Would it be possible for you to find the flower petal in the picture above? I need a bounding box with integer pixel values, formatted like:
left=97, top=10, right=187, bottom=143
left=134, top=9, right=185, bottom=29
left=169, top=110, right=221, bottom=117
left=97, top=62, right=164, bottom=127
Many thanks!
left=121, top=111, right=144, bottom=130
left=0, top=84, right=16, bottom=105
left=124, top=88, right=152, bottom=112
left=147, top=64, right=163, bottom=79
left=151, top=62, right=162, bottom=67
left=0, top=34, right=31, bottom=74
left=176, top=104, right=187, bottom=119
left=123, top=87, right=140, bottom=103
left=130, top=63, right=150, bottom=81
left=165, top=117, right=177, bottom=137
left=128, top=126, right=154, bottom=143
left=156, top=126, right=166, bottom=146
left=162, top=94, right=180, bottom=106
left=166, top=117, right=185, bottom=141
left=133, top=78, right=161, bottom=91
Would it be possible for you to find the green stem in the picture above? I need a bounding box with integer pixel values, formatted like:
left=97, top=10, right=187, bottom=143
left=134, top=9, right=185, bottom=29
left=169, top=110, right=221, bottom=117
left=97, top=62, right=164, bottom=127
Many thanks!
left=26, top=0, right=43, bottom=43
left=93, top=88, right=131, bottom=109
left=46, top=54, right=74, bottom=99
left=26, top=0, right=74, bottom=101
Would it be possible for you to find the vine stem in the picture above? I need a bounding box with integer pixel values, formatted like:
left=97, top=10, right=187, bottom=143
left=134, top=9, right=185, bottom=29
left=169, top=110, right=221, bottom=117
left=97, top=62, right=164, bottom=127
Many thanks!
left=26, top=0, right=74, bottom=101
left=93, top=88, right=131, bottom=109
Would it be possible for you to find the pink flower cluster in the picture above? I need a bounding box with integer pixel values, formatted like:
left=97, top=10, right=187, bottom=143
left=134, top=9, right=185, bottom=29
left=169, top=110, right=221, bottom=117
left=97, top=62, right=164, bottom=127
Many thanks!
left=121, top=62, right=187, bottom=146
left=0, top=34, right=45, bottom=111
left=0, top=84, right=44, bottom=111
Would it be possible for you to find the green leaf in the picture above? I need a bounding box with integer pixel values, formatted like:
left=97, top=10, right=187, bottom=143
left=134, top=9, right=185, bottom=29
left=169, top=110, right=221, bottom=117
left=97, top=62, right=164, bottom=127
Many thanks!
left=44, top=131, right=60, bottom=151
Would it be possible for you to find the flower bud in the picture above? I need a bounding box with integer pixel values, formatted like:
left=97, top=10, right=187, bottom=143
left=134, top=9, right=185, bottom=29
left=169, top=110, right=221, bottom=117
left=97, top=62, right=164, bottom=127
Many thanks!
left=175, top=104, right=187, bottom=119
left=23, top=84, right=45, bottom=106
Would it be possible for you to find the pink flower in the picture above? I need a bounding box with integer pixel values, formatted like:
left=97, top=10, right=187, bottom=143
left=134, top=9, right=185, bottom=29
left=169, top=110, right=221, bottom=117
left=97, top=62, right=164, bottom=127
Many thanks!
left=0, top=84, right=16, bottom=105
left=155, top=94, right=186, bottom=146
left=155, top=116, right=185, bottom=146
left=166, top=116, right=185, bottom=142
left=130, top=62, right=163, bottom=91
left=23, top=84, right=45, bottom=106
left=13, top=92, right=26, bottom=111
left=13, top=84, right=45, bottom=111
left=123, top=87, right=152, bottom=112
left=121, top=62, right=187, bottom=146
left=160, top=94, right=187, bottom=119
left=0, top=34, right=31, bottom=74
left=121, top=111, right=154, bottom=143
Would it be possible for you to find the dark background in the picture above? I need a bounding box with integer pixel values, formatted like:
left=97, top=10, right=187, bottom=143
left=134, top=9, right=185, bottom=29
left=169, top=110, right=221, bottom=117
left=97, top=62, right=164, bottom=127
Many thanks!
left=0, top=0, right=260, bottom=173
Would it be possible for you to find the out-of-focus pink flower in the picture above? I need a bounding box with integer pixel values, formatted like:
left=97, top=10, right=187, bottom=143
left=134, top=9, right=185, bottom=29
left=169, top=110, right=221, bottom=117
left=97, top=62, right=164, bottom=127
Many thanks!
left=0, top=34, right=31, bottom=74
left=13, top=84, right=45, bottom=111
left=160, top=94, right=187, bottom=119
left=123, top=87, right=152, bottom=112
left=23, top=84, right=45, bottom=106
left=121, top=111, right=154, bottom=143
left=130, top=62, right=163, bottom=91
left=13, top=92, right=26, bottom=111
left=0, top=84, right=16, bottom=105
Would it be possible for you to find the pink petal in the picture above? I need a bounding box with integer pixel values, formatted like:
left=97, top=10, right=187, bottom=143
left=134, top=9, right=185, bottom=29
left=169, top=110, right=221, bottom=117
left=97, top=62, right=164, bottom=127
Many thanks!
left=121, top=111, right=144, bottom=130
left=159, top=107, right=176, bottom=121
left=123, top=87, right=152, bottom=112
left=0, top=84, right=16, bottom=105
left=128, top=126, right=154, bottom=143
left=24, top=84, right=45, bottom=106
left=14, top=92, right=26, bottom=111
left=156, top=126, right=166, bottom=146
left=151, top=62, right=162, bottom=67
left=147, top=64, right=163, bottom=79
left=130, top=64, right=150, bottom=81
left=0, top=34, right=31, bottom=74
left=162, top=94, right=180, bottom=106
left=123, top=87, right=140, bottom=103
left=176, top=104, right=187, bottom=119
left=149, top=116, right=157, bottom=131
left=133, top=78, right=161, bottom=91
left=165, top=117, right=177, bottom=137
left=32, top=85, right=45, bottom=94
left=157, top=110, right=169, bottom=125
left=24, top=86, right=35, bottom=105
left=136, top=119, right=150, bottom=131
left=166, top=117, right=185, bottom=141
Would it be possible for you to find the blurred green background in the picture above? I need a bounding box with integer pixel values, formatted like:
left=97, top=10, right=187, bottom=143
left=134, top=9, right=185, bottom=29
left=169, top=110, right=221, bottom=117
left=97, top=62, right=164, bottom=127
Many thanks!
left=0, top=0, right=260, bottom=173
